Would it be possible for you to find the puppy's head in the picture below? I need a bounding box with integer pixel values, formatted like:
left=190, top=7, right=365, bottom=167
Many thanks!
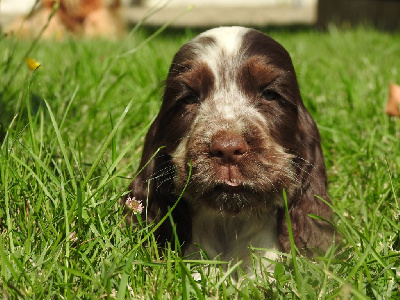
left=127, top=27, right=333, bottom=253
left=154, top=27, right=306, bottom=214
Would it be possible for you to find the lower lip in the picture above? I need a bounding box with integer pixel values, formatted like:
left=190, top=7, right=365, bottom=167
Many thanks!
left=219, top=184, right=245, bottom=194
left=225, top=180, right=240, bottom=187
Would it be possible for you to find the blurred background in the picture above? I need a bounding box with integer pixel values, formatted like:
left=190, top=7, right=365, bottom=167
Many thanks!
left=1, top=0, right=399, bottom=31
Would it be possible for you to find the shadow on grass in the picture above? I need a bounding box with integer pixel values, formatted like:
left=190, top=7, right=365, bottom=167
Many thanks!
left=0, top=91, right=45, bottom=142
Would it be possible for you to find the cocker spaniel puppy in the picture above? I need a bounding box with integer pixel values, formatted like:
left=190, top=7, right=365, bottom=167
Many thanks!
left=125, top=26, right=335, bottom=272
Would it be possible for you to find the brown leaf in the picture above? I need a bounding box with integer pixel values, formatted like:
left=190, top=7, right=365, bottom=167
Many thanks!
left=386, top=83, right=400, bottom=117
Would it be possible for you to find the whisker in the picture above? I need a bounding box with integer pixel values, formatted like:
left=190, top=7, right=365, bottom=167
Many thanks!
left=263, top=154, right=318, bottom=183
left=280, top=149, right=318, bottom=170
left=255, top=162, right=302, bottom=188
left=148, top=165, right=175, bottom=181
left=156, top=176, right=175, bottom=190
left=255, top=163, right=279, bottom=193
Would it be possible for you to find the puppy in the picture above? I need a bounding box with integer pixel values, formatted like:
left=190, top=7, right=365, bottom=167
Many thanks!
left=125, top=26, right=335, bottom=273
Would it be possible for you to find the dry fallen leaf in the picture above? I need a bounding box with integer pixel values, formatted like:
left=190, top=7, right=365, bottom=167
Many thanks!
left=386, top=83, right=400, bottom=117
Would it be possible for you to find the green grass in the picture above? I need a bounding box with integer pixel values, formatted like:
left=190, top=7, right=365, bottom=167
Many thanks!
left=0, top=25, right=399, bottom=298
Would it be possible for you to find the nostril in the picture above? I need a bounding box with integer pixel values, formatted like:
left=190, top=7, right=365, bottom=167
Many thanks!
left=212, top=149, right=224, bottom=157
left=210, top=132, right=248, bottom=163
left=234, top=149, right=244, bottom=155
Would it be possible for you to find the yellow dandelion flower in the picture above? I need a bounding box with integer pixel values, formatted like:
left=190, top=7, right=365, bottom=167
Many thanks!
left=25, top=57, right=42, bottom=71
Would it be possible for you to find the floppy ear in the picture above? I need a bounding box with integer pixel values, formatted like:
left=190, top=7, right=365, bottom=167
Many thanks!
left=123, top=117, right=161, bottom=227
left=277, top=104, right=336, bottom=256
left=123, top=114, right=192, bottom=248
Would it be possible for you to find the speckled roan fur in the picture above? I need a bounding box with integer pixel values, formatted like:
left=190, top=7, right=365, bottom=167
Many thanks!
left=124, top=26, right=336, bottom=273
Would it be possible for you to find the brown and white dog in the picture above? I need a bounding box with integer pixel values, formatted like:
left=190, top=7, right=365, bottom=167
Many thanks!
left=6, top=0, right=123, bottom=39
left=125, top=27, right=335, bottom=272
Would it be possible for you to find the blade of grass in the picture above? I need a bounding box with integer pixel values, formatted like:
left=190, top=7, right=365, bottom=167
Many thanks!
left=77, top=182, right=83, bottom=237
left=117, top=163, right=192, bottom=299
left=385, top=157, right=399, bottom=212
left=58, top=266, right=93, bottom=282
left=1, top=155, right=14, bottom=252
left=16, top=144, right=60, bottom=186
left=179, top=260, right=204, bottom=300
left=215, top=261, right=242, bottom=288
left=283, top=189, right=301, bottom=291
left=1, top=113, right=19, bottom=150
left=44, top=99, right=77, bottom=192
left=10, top=153, right=56, bottom=205
left=95, top=0, right=173, bottom=91
left=81, top=99, right=133, bottom=189
left=118, top=5, right=194, bottom=58
left=324, top=269, right=369, bottom=299
left=88, top=119, right=154, bottom=203
left=2, top=1, right=60, bottom=92
left=59, top=85, right=79, bottom=131
left=61, top=178, right=70, bottom=289
left=116, top=249, right=136, bottom=300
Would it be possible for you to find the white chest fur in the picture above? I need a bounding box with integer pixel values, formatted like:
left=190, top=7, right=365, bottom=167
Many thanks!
left=184, top=207, right=280, bottom=273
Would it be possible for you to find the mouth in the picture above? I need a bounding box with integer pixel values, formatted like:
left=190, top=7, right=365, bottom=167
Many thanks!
left=225, top=179, right=241, bottom=187
left=194, top=181, right=256, bottom=214
left=184, top=178, right=271, bottom=214
left=214, top=181, right=248, bottom=195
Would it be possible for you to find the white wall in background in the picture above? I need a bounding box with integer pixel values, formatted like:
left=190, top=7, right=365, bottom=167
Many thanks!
left=0, top=0, right=134, bottom=14
left=0, top=0, right=317, bottom=14
left=0, top=0, right=37, bottom=13
left=146, top=0, right=317, bottom=7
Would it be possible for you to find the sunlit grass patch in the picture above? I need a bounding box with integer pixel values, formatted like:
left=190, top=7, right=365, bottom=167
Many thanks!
left=0, top=26, right=399, bottom=298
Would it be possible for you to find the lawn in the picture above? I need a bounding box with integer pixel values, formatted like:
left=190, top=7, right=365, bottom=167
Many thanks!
left=0, top=23, right=399, bottom=298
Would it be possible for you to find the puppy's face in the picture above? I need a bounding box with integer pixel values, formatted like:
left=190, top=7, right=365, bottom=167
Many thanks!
left=154, top=27, right=305, bottom=214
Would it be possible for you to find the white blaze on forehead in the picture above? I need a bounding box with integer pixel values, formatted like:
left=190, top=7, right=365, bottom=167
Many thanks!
left=192, top=26, right=248, bottom=79
left=196, top=26, right=249, bottom=56
left=192, top=27, right=254, bottom=125
left=189, top=26, right=264, bottom=133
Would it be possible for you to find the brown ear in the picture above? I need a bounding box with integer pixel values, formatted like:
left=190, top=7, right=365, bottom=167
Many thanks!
left=122, top=117, right=160, bottom=227
left=123, top=115, right=192, bottom=248
left=278, top=104, right=335, bottom=256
